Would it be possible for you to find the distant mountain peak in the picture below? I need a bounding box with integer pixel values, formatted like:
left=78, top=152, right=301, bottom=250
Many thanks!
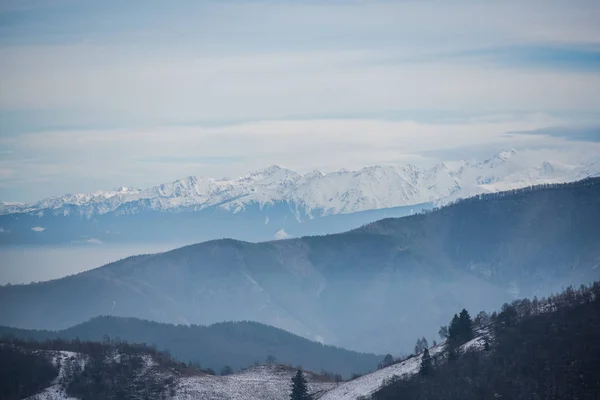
left=252, top=165, right=292, bottom=176
left=242, top=165, right=300, bottom=182
left=497, top=148, right=518, bottom=159
left=1, top=150, right=596, bottom=218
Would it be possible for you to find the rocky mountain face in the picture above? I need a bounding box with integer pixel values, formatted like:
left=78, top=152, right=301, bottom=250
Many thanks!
left=1, top=149, right=597, bottom=245
left=1, top=178, right=599, bottom=353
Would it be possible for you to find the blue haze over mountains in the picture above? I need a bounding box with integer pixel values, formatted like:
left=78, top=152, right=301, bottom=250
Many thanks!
left=1, top=149, right=598, bottom=247
left=1, top=1, right=600, bottom=397
left=1, top=178, right=599, bottom=354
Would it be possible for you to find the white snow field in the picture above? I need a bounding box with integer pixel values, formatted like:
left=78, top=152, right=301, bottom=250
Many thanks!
left=172, top=364, right=337, bottom=400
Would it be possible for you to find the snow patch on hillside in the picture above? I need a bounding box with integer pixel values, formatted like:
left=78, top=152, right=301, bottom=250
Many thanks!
left=26, top=351, right=84, bottom=400
left=319, top=343, right=445, bottom=400
left=273, top=229, right=290, bottom=240
left=172, top=364, right=336, bottom=400
left=320, top=333, right=490, bottom=400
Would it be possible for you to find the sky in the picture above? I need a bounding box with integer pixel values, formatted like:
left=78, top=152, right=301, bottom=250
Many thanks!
left=1, top=0, right=600, bottom=202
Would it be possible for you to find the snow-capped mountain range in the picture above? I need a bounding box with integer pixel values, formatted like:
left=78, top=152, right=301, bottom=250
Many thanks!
left=0, top=148, right=598, bottom=246
left=1, top=148, right=597, bottom=218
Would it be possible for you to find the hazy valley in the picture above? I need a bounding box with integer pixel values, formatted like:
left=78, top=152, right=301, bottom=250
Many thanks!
left=2, top=178, right=598, bottom=355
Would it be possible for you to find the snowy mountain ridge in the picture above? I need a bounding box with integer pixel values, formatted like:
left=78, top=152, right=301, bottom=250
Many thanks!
left=2, top=149, right=597, bottom=219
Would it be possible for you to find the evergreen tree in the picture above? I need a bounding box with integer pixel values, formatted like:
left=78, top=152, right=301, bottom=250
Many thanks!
left=458, top=309, right=474, bottom=341
left=290, top=369, right=309, bottom=400
left=448, top=310, right=474, bottom=345
left=419, top=348, right=432, bottom=376
left=448, top=314, right=460, bottom=341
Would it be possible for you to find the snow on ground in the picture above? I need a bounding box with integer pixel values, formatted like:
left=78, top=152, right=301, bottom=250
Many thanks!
left=462, top=335, right=487, bottom=352
left=5, top=148, right=596, bottom=218
left=319, top=343, right=445, bottom=400
left=320, top=333, right=490, bottom=400
left=172, top=364, right=337, bottom=400
left=23, top=334, right=490, bottom=400
left=26, top=351, right=84, bottom=400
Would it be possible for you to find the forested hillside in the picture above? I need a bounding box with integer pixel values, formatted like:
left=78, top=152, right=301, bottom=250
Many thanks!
left=0, top=337, right=337, bottom=400
left=0, top=317, right=380, bottom=378
left=373, top=282, right=600, bottom=400
left=0, top=345, right=58, bottom=399
left=0, top=338, right=188, bottom=400
left=1, top=178, right=598, bottom=353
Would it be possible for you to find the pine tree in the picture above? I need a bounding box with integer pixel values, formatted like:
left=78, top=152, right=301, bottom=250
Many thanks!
left=448, top=314, right=460, bottom=341
left=419, top=348, right=432, bottom=376
left=459, top=309, right=474, bottom=341
left=290, top=369, right=309, bottom=400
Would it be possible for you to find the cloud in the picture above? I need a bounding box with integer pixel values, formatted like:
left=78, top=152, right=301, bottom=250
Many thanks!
left=1, top=1, right=600, bottom=130
left=1, top=1, right=599, bottom=200
left=31, top=226, right=46, bottom=232
left=510, top=125, right=600, bottom=142
left=4, top=114, right=600, bottom=201
left=434, top=45, right=600, bottom=72
left=2, top=47, right=599, bottom=130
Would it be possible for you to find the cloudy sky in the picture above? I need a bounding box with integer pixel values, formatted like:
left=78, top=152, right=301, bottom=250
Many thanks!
left=1, top=0, right=599, bottom=202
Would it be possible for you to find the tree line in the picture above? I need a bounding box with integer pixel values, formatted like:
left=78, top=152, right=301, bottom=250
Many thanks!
left=372, top=281, right=600, bottom=400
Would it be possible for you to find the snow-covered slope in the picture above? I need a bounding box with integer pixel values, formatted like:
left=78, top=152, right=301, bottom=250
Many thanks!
left=26, top=351, right=83, bottom=400
left=2, top=149, right=596, bottom=218
left=27, top=354, right=336, bottom=400
left=320, top=333, right=489, bottom=400
left=173, top=364, right=336, bottom=400
left=319, top=344, right=445, bottom=400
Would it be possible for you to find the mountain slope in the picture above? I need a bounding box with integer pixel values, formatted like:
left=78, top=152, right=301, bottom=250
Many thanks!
left=1, top=149, right=596, bottom=245
left=3, top=338, right=337, bottom=400
left=0, top=316, right=380, bottom=378
left=372, top=283, right=600, bottom=400
left=9, top=284, right=597, bottom=400
left=1, top=178, right=599, bottom=353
